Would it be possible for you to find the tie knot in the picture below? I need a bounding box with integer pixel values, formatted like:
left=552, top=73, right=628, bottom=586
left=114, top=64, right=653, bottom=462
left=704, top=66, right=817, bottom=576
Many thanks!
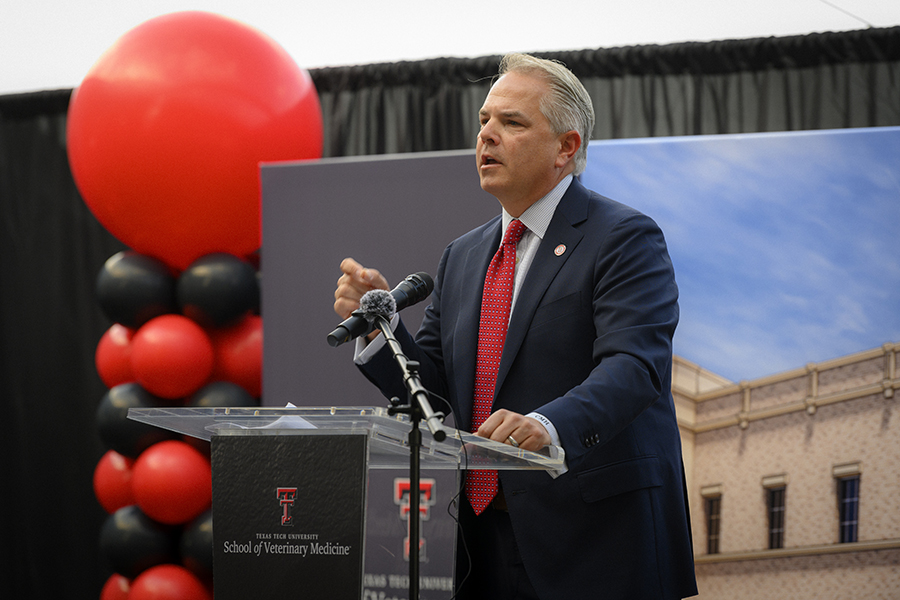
left=503, top=219, right=527, bottom=246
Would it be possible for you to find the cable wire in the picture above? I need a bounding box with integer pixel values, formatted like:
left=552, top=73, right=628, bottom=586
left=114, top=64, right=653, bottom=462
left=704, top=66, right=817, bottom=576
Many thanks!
left=817, top=0, right=875, bottom=28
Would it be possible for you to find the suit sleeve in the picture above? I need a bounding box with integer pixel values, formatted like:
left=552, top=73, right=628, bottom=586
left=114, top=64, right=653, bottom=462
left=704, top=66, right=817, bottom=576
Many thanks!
left=356, top=245, right=452, bottom=408
left=535, top=211, right=679, bottom=465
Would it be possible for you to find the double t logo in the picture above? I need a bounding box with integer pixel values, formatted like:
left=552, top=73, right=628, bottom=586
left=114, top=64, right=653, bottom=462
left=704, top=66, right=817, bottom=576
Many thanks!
left=277, top=487, right=298, bottom=526
left=393, top=478, right=436, bottom=561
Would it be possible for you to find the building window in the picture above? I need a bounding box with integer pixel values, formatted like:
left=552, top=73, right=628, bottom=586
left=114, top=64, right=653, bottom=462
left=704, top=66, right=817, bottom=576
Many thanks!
left=838, top=475, right=860, bottom=543
left=767, top=486, right=786, bottom=549
left=705, top=495, right=721, bottom=554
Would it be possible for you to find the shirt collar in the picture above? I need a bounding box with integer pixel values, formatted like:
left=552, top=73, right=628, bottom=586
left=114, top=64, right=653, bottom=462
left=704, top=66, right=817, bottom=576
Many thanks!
left=501, top=174, right=573, bottom=240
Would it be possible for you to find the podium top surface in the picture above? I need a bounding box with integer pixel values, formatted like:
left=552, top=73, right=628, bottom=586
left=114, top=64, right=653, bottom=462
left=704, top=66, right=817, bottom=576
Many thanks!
left=128, top=406, right=565, bottom=472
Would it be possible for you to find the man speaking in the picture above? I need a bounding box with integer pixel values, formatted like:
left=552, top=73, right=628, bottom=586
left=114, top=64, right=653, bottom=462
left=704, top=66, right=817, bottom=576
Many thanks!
left=334, top=53, right=698, bottom=600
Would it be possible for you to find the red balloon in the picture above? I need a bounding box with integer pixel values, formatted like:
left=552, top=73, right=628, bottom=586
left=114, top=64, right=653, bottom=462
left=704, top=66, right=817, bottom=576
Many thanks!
left=132, top=441, right=212, bottom=525
left=96, top=324, right=136, bottom=388
left=66, top=11, right=322, bottom=270
left=210, top=315, right=262, bottom=397
left=131, top=315, right=214, bottom=399
left=100, top=573, right=131, bottom=600
left=93, top=450, right=136, bottom=513
left=129, top=564, right=211, bottom=600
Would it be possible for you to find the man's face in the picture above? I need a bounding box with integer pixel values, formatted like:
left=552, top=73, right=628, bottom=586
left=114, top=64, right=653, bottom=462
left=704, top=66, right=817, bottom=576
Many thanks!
left=476, top=71, right=570, bottom=215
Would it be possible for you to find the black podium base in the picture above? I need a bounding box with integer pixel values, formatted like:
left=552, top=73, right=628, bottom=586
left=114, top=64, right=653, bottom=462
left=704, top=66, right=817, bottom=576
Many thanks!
left=211, top=432, right=368, bottom=599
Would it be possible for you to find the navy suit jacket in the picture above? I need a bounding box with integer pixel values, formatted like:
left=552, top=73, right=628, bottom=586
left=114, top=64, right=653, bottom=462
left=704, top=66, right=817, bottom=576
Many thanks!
left=361, top=179, right=698, bottom=599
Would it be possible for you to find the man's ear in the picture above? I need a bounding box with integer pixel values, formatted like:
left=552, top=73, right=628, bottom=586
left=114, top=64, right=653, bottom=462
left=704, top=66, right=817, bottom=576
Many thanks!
left=556, top=130, right=581, bottom=168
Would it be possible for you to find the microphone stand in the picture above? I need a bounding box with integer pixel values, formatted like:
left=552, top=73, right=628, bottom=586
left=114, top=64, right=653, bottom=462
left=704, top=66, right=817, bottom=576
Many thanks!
left=371, top=314, right=446, bottom=600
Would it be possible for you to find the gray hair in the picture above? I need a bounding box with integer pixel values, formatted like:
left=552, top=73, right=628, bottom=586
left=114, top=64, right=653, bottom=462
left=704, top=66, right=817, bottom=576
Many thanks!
left=498, top=53, right=595, bottom=175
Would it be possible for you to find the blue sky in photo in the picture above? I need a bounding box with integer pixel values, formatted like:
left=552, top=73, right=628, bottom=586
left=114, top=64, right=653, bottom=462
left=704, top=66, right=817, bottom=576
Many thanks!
left=581, top=127, right=900, bottom=382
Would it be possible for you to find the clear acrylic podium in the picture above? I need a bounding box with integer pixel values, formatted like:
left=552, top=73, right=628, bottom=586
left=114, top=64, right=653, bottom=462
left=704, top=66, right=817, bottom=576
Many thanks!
left=128, top=405, right=565, bottom=472
left=128, top=406, right=565, bottom=600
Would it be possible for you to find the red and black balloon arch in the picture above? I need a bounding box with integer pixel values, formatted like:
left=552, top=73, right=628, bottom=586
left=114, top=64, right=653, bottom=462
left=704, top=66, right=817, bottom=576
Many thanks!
left=68, top=11, right=322, bottom=598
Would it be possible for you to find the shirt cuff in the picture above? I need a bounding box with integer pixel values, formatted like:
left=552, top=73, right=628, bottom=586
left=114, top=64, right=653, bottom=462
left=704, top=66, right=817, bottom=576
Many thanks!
left=526, top=411, right=568, bottom=477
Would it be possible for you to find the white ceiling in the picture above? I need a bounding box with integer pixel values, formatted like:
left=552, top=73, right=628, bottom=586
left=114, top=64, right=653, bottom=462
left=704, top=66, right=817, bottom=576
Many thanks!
left=2, top=0, right=898, bottom=95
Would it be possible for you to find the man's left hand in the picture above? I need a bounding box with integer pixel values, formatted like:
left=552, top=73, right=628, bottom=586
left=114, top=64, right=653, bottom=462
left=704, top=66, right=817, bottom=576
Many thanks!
left=475, top=409, right=551, bottom=451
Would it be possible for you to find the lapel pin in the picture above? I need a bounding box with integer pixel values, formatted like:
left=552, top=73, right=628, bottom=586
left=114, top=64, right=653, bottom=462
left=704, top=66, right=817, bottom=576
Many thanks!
left=554, top=244, right=566, bottom=256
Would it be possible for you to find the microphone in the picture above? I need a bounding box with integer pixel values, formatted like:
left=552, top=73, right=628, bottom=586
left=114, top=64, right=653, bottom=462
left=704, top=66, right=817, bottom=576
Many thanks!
left=327, top=272, right=434, bottom=347
left=358, top=289, right=396, bottom=320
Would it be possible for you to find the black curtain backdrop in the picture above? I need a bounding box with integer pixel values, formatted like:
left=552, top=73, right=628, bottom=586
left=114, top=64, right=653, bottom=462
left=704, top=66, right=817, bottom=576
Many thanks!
left=1, top=27, right=899, bottom=598
left=0, top=92, right=126, bottom=597
left=312, top=27, right=900, bottom=156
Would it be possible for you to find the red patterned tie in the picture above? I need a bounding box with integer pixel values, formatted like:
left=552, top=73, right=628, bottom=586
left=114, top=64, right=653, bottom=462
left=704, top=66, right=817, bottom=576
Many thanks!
left=466, top=218, right=527, bottom=515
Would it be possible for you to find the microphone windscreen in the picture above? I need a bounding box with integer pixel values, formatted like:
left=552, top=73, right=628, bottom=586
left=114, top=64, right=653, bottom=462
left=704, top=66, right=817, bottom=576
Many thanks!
left=358, top=289, right=396, bottom=320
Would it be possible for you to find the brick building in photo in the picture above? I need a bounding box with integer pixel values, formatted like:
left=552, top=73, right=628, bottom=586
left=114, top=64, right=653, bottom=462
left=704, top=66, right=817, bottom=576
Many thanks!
left=674, top=343, right=900, bottom=599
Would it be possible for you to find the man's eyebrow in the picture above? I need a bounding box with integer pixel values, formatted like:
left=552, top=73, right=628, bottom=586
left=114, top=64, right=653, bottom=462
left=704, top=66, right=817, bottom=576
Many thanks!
left=479, top=109, right=527, bottom=119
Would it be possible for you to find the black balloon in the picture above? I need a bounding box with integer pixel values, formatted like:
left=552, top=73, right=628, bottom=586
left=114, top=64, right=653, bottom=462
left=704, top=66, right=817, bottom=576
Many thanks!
left=177, top=253, right=259, bottom=327
left=97, top=382, right=178, bottom=458
left=96, top=251, right=177, bottom=328
left=183, top=381, right=257, bottom=455
left=100, top=505, right=178, bottom=579
left=253, top=269, right=261, bottom=314
left=247, top=249, right=261, bottom=314
left=187, top=381, right=257, bottom=408
left=180, top=509, right=213, bottom=580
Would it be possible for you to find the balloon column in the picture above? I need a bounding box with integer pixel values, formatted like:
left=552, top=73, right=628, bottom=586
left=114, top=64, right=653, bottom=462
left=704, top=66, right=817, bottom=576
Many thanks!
left=69, top=11, right=323, bottom=598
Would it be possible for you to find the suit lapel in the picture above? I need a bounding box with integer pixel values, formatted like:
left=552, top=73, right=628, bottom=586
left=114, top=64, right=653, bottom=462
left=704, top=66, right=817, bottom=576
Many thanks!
left=494, top=181, right=590, bottom=400
left=454, top=218, right=502, bottom=430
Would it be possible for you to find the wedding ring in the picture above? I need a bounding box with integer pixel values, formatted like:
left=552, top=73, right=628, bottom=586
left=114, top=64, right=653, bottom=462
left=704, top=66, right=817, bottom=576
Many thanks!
left=506, top=435, right=519, bottom=448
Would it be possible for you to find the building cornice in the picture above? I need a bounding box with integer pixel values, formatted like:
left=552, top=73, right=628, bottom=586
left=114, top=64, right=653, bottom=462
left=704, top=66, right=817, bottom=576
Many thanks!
left=695, top=538, right=900, bottom=564
left=675, top=342, right=898, bottom=434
